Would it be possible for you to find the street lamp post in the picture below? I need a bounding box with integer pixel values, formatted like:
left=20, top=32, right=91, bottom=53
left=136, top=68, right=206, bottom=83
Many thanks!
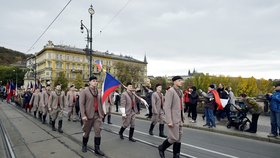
left=80, top=5, right=95, bottom=77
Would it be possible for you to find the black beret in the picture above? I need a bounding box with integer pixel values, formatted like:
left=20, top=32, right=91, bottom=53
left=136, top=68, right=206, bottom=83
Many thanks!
left=209, top=84, right=215, bottom=89
left=155, top=84, right=162, bottom=88
left=172, top=76, right=183, bottom=82
left=126, top=82, right=132, bottom=86
left=89, top=76, right=97, bottom=81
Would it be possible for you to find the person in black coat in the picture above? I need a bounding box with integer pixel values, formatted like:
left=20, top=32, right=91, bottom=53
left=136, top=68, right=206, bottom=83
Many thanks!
left=23, top=88, right=32, bottom=112
left=188, top=86, right=199, bottom=122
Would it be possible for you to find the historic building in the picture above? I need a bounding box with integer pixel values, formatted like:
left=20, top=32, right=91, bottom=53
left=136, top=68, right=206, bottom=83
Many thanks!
left=24, top=41, right=148, bottom=88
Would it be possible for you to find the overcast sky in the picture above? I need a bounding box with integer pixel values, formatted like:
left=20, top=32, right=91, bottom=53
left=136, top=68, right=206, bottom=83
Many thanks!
left=0, top=0, right=279, bottom=79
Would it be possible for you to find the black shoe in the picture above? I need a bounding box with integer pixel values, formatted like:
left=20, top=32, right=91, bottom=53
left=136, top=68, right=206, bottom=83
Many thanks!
left=158, top=139, right=172, bottom=158
left=94, top=137, right=105, bottom=156
left=173, top=142, right=181, bottom=158
left=129, top=128, right=136, bottom=142
left=119, top=127, right=125, bottom=139
left=149, top=123, right=155, bottom=136
left=203, top=124, right=209, bottom=127
left=42, top=115, right=46, bottom=124
left=52, top=121, right=56, bottom=131
left=82, top=137, right=89, bottom=153
left=58, top=120, right=63, bottom=133
left=107, top=115, right=112, bottom=124
left=159, top=124, right=167, bottom=138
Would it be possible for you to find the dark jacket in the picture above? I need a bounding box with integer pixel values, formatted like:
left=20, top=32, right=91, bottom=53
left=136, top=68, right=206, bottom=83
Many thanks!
left=188, top=91, right=198, bottom=105
left=201, top=91, right=216, bottom=110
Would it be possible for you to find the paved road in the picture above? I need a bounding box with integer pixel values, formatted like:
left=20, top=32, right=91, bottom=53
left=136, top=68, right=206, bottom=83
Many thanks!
left=0, top=101, right=279, bottom=158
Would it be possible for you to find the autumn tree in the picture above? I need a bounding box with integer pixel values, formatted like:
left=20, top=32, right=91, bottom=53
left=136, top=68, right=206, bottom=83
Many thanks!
left=53, top=72, right=68, bottom=91
left=113, top=62, right=143, bottom=87
left=73, top=73, right=84, bottom=90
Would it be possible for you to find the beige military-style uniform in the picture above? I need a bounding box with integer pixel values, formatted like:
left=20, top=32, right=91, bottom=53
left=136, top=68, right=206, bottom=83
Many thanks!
left=151, top=91, right=165, bottom=125
left=29, top=92, right=41, bottom=112
left=105, top=93, right=114, bottom=115
left=121, top=91, right=139, bottom=128
left=164, top=86, right=184, bottom=143
left=79, top=86, right=104, bottom=138
left=41, top=90, right=51, bottom=115
left=67, top=91, right=78, bottom=121
left=48, top=90, right=66, bottom=121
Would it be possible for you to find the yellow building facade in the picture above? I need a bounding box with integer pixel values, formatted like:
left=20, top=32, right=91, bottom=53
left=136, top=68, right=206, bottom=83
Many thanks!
left=24, top=41, right=148, bottom=87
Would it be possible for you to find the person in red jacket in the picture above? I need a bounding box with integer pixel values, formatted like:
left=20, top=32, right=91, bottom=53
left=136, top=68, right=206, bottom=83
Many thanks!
left=183, top=89, right=191, bottom=117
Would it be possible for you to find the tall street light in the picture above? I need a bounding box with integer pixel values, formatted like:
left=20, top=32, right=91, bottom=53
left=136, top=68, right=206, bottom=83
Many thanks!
left=81, top=5, right=95, bottom=77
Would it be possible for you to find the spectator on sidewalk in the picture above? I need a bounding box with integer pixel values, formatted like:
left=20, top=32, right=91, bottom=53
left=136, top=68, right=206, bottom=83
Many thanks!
left=240, top=93, right=262, bottom=133
left=266, top=84, right=280, bottom=138
left=216, top=83, right=229, bottom=121
left=114, top=90, right=120, bottom=112
left=225, top=86, right=236, bottom=121
left=183, top=88, right=191, bottom=117
left=188, top=86, right=198, bottom=123
left=199, top=84, right=218, bottom=128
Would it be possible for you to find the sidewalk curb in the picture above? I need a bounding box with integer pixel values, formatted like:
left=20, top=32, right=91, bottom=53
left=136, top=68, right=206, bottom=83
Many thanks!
left=111, top=112, right=280, bottom=145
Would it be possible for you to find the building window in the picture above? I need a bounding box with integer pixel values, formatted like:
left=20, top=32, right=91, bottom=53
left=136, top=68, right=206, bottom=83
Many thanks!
left=72, top=64, right=75, bottom=70
left=48, top=53, right=51, bottom=59
left=60, top=54, right=63, bottom=60
left=46, top=72, right=50, bottom=76
left=66, top=63, right=69, bottom=70
left=48, top=61, right=51, bottom=67
left=67, top=73, right=70, bottom=78
left=78, top=64, right=80, bottom=70
left=66, top=55, right=69, bottom=61
left=56, top=62, right=62, bottom=69
left=72, top=73, right=75, bottom=79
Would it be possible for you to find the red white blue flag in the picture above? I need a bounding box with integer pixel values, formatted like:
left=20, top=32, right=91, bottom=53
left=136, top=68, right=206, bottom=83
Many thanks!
left=101, top=72, right=120, bottom=114
left=95, top=60, right=102, bottom=72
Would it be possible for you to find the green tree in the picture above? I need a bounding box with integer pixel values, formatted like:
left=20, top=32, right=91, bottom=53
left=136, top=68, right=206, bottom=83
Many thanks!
left=53, top=72, right=68, bottom=91
left=73, top=73, right=84, bottom=90
left=113, top=62, right=142, bottom=87
left=0, top=65, right=26, bottom=87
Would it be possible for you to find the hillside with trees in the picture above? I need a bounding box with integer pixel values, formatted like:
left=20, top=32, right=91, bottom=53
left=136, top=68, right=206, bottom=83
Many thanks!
left=0, top=46, right=31, bottom=65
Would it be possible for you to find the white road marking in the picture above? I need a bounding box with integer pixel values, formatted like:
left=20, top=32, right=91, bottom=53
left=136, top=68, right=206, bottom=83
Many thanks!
left=108, top=123, right=239, bottom=158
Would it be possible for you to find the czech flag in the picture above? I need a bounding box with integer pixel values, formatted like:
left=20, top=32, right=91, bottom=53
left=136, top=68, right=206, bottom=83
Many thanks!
left=101, top=72, right=121, bottom=114
left=95, top=60, right=102, bottom=72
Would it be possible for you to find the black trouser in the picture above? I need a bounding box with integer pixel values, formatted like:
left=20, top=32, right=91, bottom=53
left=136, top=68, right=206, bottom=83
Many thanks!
left=148, top=104, right=152, bottom=118
left=224, top=104, right=231, bottom=121
left=115, top=102, right=119, bottom=112
left=249, top=113, right=260, bottom=133
left=184, top=102, right=191, bottom=116
left=190, top=103, right=197, bottom=121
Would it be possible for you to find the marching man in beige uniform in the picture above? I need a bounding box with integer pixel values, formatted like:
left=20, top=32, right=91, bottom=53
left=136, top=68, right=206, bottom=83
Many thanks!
left=41, top=84, right=51, bottom=124
left=119, top=82, right=143, bottom=142
left=29, top=88, right=41, bottom=118
left=48, top=83, right=66, bottom=133
left=158, top=76, right=184, bottom=158
left=67, top=84, right=78, bottom=122
left=79, top=76, right=105, bottom=156
left=103, top=92, right=114, bottom=124
left=149, top=84, right=167, bottom=138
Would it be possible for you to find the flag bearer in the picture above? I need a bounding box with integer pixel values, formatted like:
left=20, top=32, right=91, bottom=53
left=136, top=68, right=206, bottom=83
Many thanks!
left=118, top=82, right=140, bottom=142
left=103, top=92, right=114, bottom=124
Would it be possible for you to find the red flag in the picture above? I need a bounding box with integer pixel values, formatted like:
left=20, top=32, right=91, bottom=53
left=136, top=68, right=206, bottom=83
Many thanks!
left=210, top=90, right=223, bottom=110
